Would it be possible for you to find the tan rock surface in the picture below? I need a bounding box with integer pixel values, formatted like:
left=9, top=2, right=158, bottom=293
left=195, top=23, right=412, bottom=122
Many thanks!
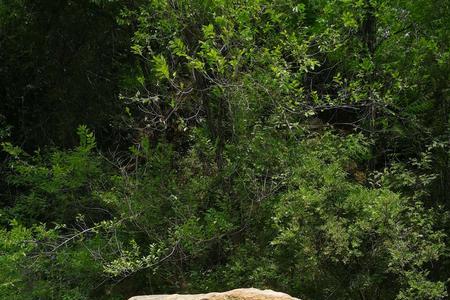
left=128, top=288, right=299, bottom=300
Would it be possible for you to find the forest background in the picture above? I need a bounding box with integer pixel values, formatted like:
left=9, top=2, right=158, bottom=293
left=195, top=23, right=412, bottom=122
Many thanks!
left=0, top=0, right=449, bottom=299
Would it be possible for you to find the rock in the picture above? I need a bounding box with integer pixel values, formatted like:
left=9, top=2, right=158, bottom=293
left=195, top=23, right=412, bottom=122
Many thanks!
left=128, top=288, right=299, bottom=300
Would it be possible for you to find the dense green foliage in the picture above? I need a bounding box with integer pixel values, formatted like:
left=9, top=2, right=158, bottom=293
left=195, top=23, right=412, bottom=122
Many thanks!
left=1, top=0, right=449, bottom=299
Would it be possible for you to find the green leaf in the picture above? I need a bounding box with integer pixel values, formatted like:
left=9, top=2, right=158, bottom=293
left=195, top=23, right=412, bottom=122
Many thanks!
left=169, top=38, right=188, bottom=58
left=202, top=24, right=215, bottom=39
left=153, top=54, right=170, bottom=80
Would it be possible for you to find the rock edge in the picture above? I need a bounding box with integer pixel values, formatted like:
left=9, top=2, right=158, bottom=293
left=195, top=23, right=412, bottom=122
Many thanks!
left=128, top=288, right=300, bottom=300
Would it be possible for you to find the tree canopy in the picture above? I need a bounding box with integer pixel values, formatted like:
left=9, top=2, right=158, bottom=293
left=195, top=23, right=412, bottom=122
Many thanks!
left=0, top=0, right=449, bottom=299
